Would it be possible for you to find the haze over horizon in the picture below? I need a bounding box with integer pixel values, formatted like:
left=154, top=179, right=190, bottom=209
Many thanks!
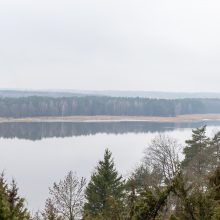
left=1, top=0, right=220, bottom=92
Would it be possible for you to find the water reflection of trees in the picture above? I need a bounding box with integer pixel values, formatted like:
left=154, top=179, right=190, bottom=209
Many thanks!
left=0, top=121, right=219, bottom=141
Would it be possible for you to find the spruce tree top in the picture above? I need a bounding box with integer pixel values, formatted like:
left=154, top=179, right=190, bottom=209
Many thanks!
left=84, top=149, right=124, bottom=218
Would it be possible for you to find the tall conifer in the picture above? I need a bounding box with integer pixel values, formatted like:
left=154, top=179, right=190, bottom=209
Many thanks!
left=84, top=149, right=124, bottom=219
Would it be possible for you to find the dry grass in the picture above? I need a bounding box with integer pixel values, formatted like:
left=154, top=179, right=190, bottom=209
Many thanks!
left=0, top=114, right=220, bottom=123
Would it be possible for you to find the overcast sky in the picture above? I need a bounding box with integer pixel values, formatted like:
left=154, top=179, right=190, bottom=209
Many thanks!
left=1, top=0, right=220, bottom=92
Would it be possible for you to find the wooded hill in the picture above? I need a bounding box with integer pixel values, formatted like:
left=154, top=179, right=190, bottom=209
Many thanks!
left=2, top=90, right=220, bottom=99
left=0, top=96, right=220, bottom=118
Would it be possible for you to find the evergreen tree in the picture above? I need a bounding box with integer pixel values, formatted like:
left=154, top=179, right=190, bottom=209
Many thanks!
left=182, top=126, right=210, bottom=183
left=84, top=149, right=124, bottom=219
left=7, top=179, right=30, bottom=220
left=0, top=176, right=10, bottom=220
left=210, top=131, right=220, bottom=168
left=124, top=180, right=137, bottom=220
left=0, top=173, right=30, bottom=220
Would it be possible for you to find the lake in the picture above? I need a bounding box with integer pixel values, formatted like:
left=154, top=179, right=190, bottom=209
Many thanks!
left=0, top=121, right=220, bottom=212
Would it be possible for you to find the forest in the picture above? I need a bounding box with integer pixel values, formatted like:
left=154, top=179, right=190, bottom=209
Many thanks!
left=0, top=96, right=220, bottom=117
left=2, top=126, right=220, bottom=219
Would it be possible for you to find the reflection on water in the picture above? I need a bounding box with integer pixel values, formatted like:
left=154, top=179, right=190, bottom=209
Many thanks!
left=1, top=121, right=220, bottom=211
left=0, top=121, right=220, bottom=140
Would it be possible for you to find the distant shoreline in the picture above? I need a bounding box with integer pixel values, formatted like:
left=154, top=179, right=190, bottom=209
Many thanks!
left=0, top=114, right=220, bottom=123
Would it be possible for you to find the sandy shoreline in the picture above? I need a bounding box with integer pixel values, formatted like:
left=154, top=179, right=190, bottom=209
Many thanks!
left=0, top=114, right=220, bottom=123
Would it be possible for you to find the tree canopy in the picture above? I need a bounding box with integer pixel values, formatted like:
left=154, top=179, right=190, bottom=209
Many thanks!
left=84, top=149, right=125, bottom=219
left=0, top=96, right=219, bottom=117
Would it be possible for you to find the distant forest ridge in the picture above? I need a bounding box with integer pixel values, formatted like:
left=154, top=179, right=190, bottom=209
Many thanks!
left=0, top=96, right=220, bottom=117
left=1, top=90, right=220, bottom=99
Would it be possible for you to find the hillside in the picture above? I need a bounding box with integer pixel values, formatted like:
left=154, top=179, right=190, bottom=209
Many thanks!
left=2, top=90, right=220, bottom=99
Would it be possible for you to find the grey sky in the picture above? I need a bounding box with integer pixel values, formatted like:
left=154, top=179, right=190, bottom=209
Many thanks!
left=1, top=0, right=220, bottom=92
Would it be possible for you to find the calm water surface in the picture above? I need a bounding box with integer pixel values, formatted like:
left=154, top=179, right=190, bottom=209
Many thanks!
left=0, top=121, right=220, bottom=211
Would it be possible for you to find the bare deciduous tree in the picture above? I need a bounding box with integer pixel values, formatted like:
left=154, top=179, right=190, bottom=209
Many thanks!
left=32, top=211, right=42, bottom=220
left=144, top=134, right=182, bottom=184
left=49, top=171, right=86, bottom=220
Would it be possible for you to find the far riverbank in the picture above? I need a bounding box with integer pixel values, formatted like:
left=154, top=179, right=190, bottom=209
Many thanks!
left=0, top=114, right=220, bottom=123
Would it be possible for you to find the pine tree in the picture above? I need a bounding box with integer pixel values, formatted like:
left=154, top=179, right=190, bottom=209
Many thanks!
left=182, top=126, right=210, bottom=183
left=210, top=131, right=220, bottom=168
left=84, top=149, right=125, bottom=219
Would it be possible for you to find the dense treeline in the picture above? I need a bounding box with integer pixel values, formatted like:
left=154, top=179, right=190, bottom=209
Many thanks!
left=2, top=90, right=220, bottom=99
left=0, top=96, right=220, bottom=117
left=3, top=126, right=220, bottom=219
left=0, top=121, right=215, bottom=140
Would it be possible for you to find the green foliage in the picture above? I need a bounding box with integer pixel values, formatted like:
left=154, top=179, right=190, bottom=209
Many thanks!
left=124, top=181, right=136, bottom=220
left=182, top=126, right=210, bottom=185
left=0, top=181, right=10, bottom=220
left=169, top=214, right=180, bottom=220
left=182, top=126, right=209, bottom=168
left=210, top=131, right=220, bottom=169
left=211, top=205, right=220, bottom=220
left=84, top=149, right=125, bottom=219
left=0, top=174, right=30, bottom=220
left=209, top=166, right=220, bottom=201
left=5, top=127, right=220, bottom=220
left=130, top=165, right=163, bottom=189
left=8, top=179, right=30, bottom=220
left=207, top=167, right=220, bottom=220
left=134, top=188, right=161, bottom=220
left=133, top=181, right=176, bottom=220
